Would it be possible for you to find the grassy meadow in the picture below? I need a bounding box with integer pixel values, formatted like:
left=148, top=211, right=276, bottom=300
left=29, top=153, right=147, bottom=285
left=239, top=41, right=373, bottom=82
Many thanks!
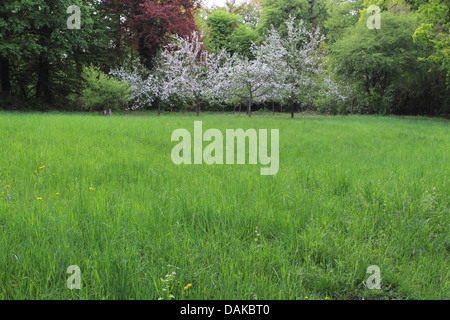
left=0, top=111, right=448, bottom=300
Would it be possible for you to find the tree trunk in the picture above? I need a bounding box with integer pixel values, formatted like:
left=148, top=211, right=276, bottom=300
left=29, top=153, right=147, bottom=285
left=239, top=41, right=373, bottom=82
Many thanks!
left=35, top=26, right=52, bottom=104
left=272, top=101, right=275, bottom=116
left=291, top=101, right=296, bottom=118
left=0, top=56, right=11, bottom=96
left=36, top=56, right=52, bottom=104
left=73, top=48, right=83, bottom=79
left=248, top=94, right=252, bottom=118
left=232, top=103, right=236, bottom=115
left=17, top=75, right=28, bottom=99
left=239, top=102, right=242, bottom=114
left=195, top=97, right=200, bottom=117
left=111, top=14, right=122, bottom=69
left=157, top=98, right=161, bottom=116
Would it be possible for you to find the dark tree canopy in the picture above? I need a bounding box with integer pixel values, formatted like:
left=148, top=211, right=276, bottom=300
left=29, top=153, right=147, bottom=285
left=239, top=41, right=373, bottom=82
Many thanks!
left=106, top=0, right=200, bottom=68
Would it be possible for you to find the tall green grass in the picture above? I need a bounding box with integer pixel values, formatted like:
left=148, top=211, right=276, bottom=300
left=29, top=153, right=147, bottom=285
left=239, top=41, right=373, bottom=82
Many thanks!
left=0, top=112, right=448, bottom=299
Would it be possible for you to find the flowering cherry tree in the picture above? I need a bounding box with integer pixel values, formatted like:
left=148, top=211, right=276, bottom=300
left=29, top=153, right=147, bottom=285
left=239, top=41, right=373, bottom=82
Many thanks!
left=203, top=49, right=235, bottom=107
left=110, top=62, right=156, bottom=110
left=216, top=17, right=331, bottom=118
left=255, top=27, right=291, bottom=112
left=215, top=38, right=287, bottom=118
left=109, top=18, right=343, bottom=117
left=230, top=54, right=274, bottom=117
left=158, top=31, right=208, bottom=116
left=262, top=18, right=328, bottom=117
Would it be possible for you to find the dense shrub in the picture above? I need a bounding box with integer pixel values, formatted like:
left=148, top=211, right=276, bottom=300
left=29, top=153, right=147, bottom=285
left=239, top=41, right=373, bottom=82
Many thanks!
left=80, top=66, right=131, bottom=112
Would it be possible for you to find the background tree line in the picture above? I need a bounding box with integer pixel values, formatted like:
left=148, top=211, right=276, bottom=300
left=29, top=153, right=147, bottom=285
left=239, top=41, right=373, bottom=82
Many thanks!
left=0, top=0, right=448, bottom=116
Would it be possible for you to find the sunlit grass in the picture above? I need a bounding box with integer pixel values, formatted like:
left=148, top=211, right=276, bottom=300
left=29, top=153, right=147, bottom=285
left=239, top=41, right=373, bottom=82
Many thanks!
left=0, top=111, right=448, bottom=300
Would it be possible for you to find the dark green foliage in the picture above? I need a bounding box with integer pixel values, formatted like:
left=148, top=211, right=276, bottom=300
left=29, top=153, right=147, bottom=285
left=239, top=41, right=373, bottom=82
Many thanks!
left=331, top=5, right=448, bottom=115
left=412, top=0, right=450, bottom=82
left=324, top=0, right=362, bottom=42
left=258, top=0, right=329, bottom=35
left=229, top=24, right=259, bottom=58
left=206, top=10, right=242, bottom=51
left=0, top=0, right=127, bottom=107
left=205, top=9, right=259, bottom=58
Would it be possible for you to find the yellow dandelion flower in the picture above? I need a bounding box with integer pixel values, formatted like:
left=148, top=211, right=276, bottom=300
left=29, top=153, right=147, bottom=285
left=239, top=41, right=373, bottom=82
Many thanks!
left=40, top=166, right=45, bottom=169
left=184, top=286, right=188, bottom=290
left=325, top=297, right=329, bottom=300
left=89, top=187, right=94, bottom=190
left=304, top=296, right=308, bottom=299
left=187, top=284, right=192, bottom=287
left=56, top=193, right=60, bottom=196
left=6, top=185, right=10, bottom=188
left=37, top=197, right=42, bottom=200
left=34, top=170, right=38, bottom=173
